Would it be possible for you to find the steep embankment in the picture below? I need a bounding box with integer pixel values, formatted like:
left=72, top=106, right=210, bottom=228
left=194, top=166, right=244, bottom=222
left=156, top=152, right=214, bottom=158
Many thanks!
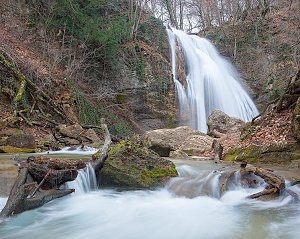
left=0, top=1, right=176, bottom=152
left=203, top=3, right=300, bottom=164
left=205, top=2, right=299, bottom=109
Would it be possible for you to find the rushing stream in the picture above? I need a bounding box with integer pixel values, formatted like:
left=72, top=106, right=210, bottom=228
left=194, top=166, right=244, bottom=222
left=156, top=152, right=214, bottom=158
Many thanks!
left=0, top=160, right=300, bottom=239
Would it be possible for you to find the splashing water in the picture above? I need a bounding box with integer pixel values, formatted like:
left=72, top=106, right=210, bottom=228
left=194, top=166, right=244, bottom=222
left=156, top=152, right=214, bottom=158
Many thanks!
left=64, top=163, right=97, bottom=194
left=167, top=27, right=259, bottom=132
left=0, top=161, right=300, bottom=239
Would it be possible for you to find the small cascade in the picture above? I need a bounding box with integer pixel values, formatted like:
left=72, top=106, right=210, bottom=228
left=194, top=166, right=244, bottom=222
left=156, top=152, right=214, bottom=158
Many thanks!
left=166, top=27, right=259, bottom=132
left=167, top=166, right=223, bottom=199
left=44, top=146, right=98, bottom=156
left=64, top=163, right=97, bottom=194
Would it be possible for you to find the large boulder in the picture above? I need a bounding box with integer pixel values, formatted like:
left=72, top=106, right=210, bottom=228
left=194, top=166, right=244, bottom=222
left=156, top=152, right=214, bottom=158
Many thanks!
left=207, top=110, right=245, bottom=134
left=101, top=140, right=178, bottom=188
left=58, top=123, right=84, bottom=140
left=143, top=126, right=198, bottom=156
left=5, top=133, right=36, bottom=149
left=179, top=134, right=214, bottom=156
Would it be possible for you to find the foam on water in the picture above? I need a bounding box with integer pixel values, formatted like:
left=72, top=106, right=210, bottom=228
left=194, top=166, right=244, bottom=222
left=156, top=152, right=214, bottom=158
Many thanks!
left=43, top=146, right=98, bottom=155
left=0, top=161, right=299, bottom=239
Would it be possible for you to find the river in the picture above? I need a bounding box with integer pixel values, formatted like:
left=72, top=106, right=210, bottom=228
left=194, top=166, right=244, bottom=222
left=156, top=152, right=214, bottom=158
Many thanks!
left=0, top=159, right=299, bottom=239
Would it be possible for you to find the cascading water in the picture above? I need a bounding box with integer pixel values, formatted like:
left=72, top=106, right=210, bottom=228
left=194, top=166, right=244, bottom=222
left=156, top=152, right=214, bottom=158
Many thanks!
left=64, top=163, right=97, bottom=194
left=1, top=160, right=300, bottom=239
left=167, top=27, right=259, bottom=132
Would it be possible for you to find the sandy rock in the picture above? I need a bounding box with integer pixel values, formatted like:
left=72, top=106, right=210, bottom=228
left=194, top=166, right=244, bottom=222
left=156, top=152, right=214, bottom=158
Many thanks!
left=207, top=110, right=245, bottom=134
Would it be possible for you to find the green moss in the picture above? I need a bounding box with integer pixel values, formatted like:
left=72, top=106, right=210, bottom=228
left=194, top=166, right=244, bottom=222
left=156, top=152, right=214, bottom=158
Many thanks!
left=116, top=94, right=126, bottom=104
left=102, top=139, right=178, bottom=188
left=224, top=146, right=260, bottom=163
left=182, top=149, right=193, bottom=156
left=0, top=146, right=35, bottom=153
left=224, top=143, right=300, bottom=164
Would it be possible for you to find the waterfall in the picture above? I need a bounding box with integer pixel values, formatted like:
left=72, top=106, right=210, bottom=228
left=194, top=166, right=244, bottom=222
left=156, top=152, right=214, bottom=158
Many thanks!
left=64, top=163, right=97, bottom=194
left=166, top=27, right=259, bottom=132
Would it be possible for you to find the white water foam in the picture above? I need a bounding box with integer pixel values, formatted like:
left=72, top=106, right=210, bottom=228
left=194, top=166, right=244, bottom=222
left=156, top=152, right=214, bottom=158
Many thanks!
left=0, top=198, right=7, bottom=211
left=167, top=27, right=259, bottom=132
left=1, top=162, right=299, bottom=239
left=43, top=146, right=98, bottom=156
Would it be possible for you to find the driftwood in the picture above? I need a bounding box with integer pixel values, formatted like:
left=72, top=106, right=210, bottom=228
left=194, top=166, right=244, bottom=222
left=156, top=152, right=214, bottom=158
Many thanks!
left=240, top=163, right=286, bottom=200
left=0, top=156, right=85, bottom=218
left=91, top=118, right=112, bottom=171
left=216, top=162, right=298, bottom=201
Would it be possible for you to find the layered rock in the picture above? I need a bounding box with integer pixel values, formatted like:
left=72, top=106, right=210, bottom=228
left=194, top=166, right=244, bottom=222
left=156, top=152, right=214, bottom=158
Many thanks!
left=101, top=140, right=178, bottom=188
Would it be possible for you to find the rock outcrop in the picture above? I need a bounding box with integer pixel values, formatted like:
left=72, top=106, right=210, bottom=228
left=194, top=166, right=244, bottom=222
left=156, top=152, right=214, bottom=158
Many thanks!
left=207, top=110, right=245, bottom=134
left=101, top=140, right=178, bottom=188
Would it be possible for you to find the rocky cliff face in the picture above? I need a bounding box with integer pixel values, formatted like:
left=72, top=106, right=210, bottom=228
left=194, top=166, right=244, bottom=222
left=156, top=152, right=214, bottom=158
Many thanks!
left=0, top=2, right=177, bottom=142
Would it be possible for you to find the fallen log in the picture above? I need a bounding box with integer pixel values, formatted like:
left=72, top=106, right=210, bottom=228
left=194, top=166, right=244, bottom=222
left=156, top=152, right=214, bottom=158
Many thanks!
left=241, top=163, right=286, bottom=200
left=0, top=156, right=85, bottom=218
left=242, top=164, right=285, bottom=190
left=288, top=179, right=300, bottom=187
left=91, top=118, right=112, bottom=171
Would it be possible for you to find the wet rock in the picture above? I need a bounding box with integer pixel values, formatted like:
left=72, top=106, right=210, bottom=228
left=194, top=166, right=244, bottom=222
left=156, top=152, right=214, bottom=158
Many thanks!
left=28, top=156, right=86, bottom=188
left=224, top=143, right=300, bottom=163
left=101, top=140, right=178, bottom=188
left=207, top=110, right=245, bottom=134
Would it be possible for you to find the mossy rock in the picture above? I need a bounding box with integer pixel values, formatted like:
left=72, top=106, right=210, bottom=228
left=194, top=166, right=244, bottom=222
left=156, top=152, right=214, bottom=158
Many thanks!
left=0, top=146, right=36, bottom=154
left=101, top=140, right=178, bottom=188
left=224, top=143, right=300, bottom=164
